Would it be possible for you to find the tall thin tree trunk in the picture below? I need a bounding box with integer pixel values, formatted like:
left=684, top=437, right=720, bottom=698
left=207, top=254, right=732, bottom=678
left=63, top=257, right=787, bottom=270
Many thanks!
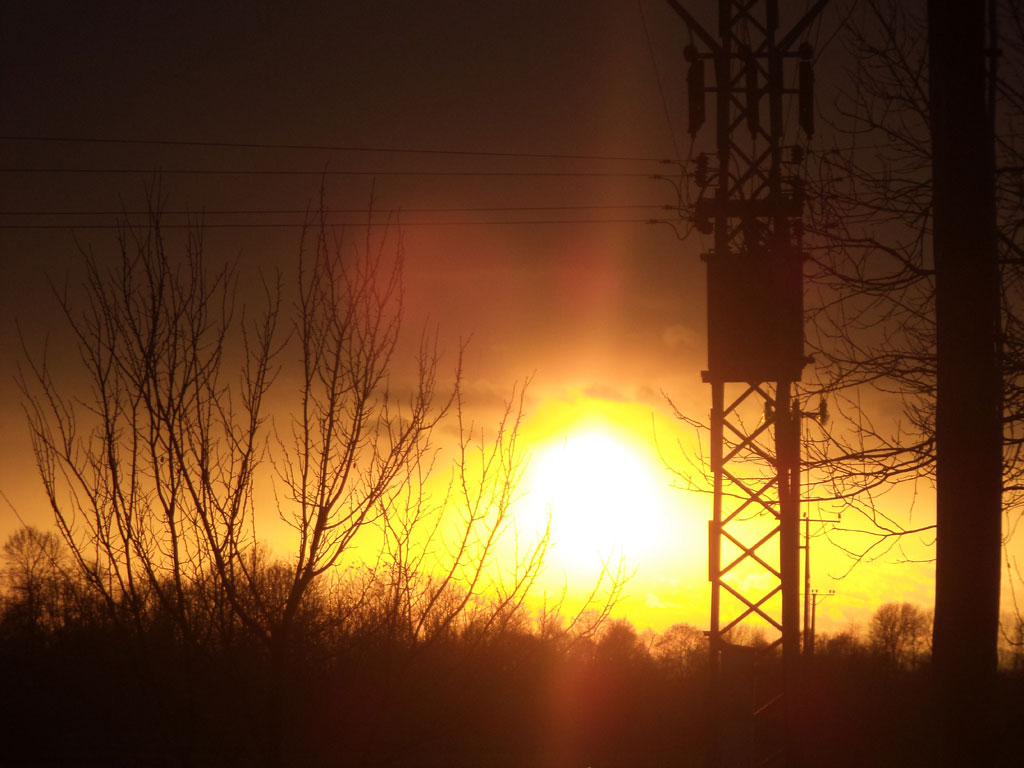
left=929, top=1, right=1002, bottom=765
left=266, top=629, right=289, bottom=768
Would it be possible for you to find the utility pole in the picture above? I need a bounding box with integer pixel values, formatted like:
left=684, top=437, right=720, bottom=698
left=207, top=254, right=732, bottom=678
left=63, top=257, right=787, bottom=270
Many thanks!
left=929, top=1, right=1002, bottom=766
left=803, top=514, right=811, bottom=654
left=800, top=499, right=839, bottom=657
left=666, top=1, right=828, bottom=766
left=806, top=588, right=833, bottom=655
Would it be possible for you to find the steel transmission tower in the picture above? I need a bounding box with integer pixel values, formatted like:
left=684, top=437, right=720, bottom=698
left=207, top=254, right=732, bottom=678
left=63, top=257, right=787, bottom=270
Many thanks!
left=665, top=1, right=827, bottom=766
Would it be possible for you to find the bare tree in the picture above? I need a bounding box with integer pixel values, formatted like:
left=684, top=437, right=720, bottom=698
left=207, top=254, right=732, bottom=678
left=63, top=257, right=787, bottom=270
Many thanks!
left=868, top=601, right=931, bottom=667
left=804, top=0, right=1024, bottom=596
left=805, top=4, right=1006, bottom=763
left=16, top=205, right=609, bottom=766
left=652, top=622, right=707, bottom=672
left=0, top=525, right=70, bottom=633
left=19, top=216, right=271, bottom=643
left=801, top=0, right=939, bottom=562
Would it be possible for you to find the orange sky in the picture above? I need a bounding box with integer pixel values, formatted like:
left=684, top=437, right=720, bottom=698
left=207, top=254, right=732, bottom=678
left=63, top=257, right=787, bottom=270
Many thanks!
left=0, top=0, right=1016, bottom=636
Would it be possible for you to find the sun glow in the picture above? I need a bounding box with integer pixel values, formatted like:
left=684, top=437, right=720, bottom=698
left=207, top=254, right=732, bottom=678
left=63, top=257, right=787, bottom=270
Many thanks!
left=502, top=396, right=710, bottom=629
left=513, top=401, right=705, bottom=589
left=528, top=430, right=667, bottom=567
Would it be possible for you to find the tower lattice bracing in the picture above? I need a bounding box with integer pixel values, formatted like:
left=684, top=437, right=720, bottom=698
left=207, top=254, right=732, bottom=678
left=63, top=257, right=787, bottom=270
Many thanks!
left=667, top=1, right=827, bottom=765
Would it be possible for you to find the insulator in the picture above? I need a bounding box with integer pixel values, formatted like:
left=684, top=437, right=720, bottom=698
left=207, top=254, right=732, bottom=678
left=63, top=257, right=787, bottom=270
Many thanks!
left=798, top=59, right=814, bottom=136
left=743, top=45, right=760, bottom=135
left=693, top=209, right=714, bottom=235
left=695, top=153, right=709, bottom=187
left=790, top=175, right=805, bottom=205
left=687, top=58, right=706, bottom=136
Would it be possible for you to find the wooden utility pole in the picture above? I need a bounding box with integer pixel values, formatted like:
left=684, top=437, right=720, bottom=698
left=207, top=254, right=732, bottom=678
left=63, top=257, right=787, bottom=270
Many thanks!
left=929, top=1, right=1002, bottom=766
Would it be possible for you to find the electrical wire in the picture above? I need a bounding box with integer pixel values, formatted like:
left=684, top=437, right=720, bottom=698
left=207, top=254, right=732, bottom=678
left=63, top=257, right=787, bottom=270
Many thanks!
left=0, top=204, right=668, bottom=217
left=0, top=167, right=663, bottom=179
left=0, top=135, right=675, bottom=165
left=637, top=0, right=682, bottom=162
left=0, top=218, right=668, bottom=231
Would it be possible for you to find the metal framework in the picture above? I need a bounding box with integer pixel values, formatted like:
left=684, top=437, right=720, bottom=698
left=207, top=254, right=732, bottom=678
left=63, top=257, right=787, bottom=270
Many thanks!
left=666, top=1, right=828, bottom=766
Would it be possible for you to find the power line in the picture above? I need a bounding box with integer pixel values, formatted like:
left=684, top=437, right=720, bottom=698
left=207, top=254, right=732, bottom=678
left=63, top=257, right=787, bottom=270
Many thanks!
left=0, top=167, right=663, bottom=179
left=0, top=217, right=668, bottom=231
left=637, top=0, right=682, bottom=163
left=0, top=135, right=676, bottom=165
left=0, top=204, right=670, bottom=216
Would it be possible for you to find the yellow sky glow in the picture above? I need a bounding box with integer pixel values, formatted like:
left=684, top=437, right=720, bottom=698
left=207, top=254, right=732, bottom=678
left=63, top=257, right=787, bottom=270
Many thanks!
left=507, top=394, right=710, bottom=630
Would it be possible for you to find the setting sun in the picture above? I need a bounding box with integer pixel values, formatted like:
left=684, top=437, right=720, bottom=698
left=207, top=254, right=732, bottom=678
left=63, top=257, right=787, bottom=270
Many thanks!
left=510, top=397, right=707, bottom=610
left=527, top=430, right=668, bottom=569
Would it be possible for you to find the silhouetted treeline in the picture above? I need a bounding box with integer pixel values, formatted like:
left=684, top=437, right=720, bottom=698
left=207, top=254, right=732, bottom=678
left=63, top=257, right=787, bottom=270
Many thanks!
left=3, top=542, right=1023, bottom=767
left=0, top=534, right=707, bottom=767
